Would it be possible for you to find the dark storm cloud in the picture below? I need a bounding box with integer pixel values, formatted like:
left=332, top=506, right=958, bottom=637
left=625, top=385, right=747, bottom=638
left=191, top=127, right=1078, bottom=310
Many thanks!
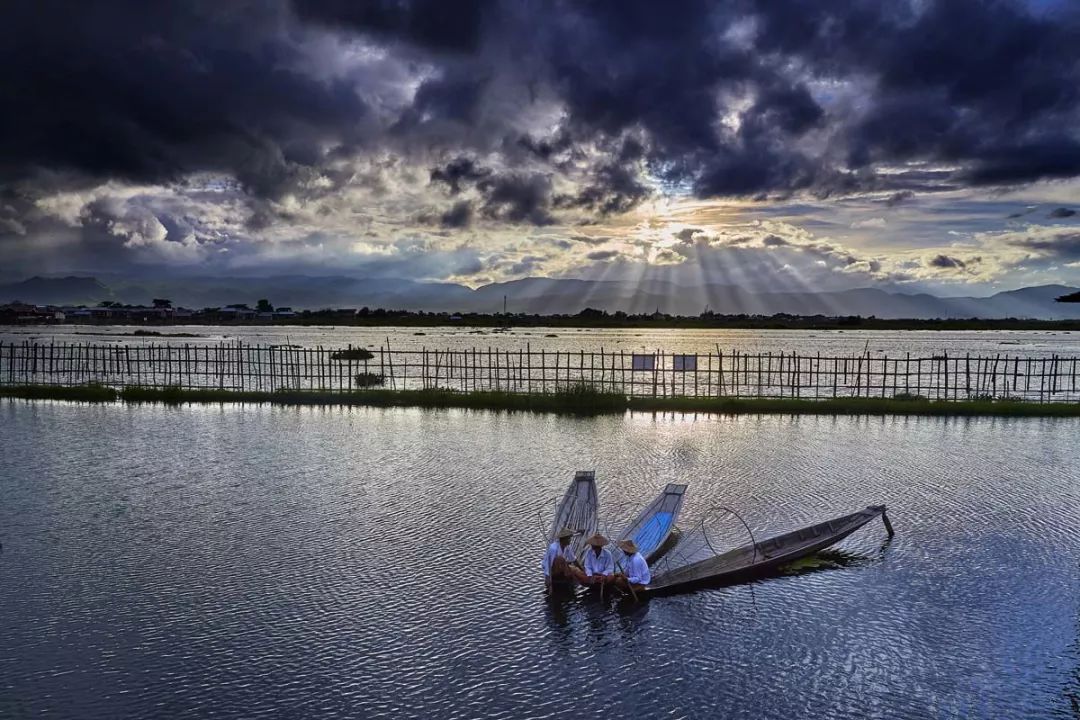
left=555, top=161, right=651, bottom=215
left=586, top=250, right=620, bottom=261
left=395, top=71, right=490, bottom=129
left=439, top=200, right=474, bottom=229
left=292, top=0, right=496, bottom=53
left=928, top=254, right=967, bottom=269
left=1009, top=232, right=1080, bottom=260
left=4, top=0, right=1080, bottom=239
left=430, top=157, right=492, bottom=194
left=533, top=0, right=1080, bottom=197
left=884, top=191, right=916, bottom=208
left=478, top=173, right=554, bottom=225
left=0, top=1, right=369, bottom=198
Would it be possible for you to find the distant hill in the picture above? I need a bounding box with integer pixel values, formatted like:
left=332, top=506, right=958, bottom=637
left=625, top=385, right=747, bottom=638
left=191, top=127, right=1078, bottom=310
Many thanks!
left=0, top=276, right=115, bottom=305
left=3, top=274, right=1080, bottom=320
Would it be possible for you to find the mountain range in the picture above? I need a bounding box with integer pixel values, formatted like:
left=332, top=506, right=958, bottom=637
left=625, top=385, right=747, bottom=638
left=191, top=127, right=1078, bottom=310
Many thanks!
left=2, top=274, right=1080, bottom=320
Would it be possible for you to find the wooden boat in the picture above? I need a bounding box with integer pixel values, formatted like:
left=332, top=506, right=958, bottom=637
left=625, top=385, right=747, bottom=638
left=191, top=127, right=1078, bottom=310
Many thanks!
left=642, top=505, right=893, bottom=596
left=614, top=483, right=687, bottom=563
left=547, top=470, right=600, bottom=560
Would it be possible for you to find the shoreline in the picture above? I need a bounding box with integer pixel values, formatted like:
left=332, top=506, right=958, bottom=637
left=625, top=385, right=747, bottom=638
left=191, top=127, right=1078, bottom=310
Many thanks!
left=4, top=384, right=1080, bottom=417
left=4, top=317, right=1080, bottom=331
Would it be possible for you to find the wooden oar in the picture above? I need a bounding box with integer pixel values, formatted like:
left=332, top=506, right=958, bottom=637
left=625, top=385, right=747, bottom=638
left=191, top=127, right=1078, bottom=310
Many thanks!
left=613, top=558, right=639, bottom=602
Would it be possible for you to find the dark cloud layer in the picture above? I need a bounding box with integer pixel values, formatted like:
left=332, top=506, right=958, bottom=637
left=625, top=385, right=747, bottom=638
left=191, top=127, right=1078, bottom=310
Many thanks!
left=0, top=1, right=370, bottom=199
left=1010, top=232, right=1080, bottom=260
left=1, top=0, right=1079, bottom=241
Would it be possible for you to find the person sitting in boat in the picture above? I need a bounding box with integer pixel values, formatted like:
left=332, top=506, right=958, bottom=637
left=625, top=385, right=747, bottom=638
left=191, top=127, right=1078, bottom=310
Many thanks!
left=582, top=534, right=614, bottom=585
left=614, top=539, right=651, bottom=592
left=543, top=527, right=578, bottom=587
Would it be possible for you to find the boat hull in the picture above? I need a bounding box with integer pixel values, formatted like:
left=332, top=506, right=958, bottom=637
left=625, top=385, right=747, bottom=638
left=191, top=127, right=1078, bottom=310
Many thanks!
left=614, top=483, right=687, bottom=564
left=547, top=470, right=600, bottom=560
left=642, top=505, right=890, bottom=597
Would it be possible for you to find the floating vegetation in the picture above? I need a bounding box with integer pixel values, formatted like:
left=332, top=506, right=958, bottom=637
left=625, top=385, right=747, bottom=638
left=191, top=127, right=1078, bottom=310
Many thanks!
left=130, top=330, right=202, bottom=338
left=0, top=383, right=118, bottom=402
left=354, top=372, right=385, bottom=388
left=779, top=550, right=863, bottom=576
left=5, top=384, right=1080, bottom=417
left=329, top=347, right=374, bottom=360
left=72, top=330, right=203, bottom=338
left=892, top=392, right=925, bottom=401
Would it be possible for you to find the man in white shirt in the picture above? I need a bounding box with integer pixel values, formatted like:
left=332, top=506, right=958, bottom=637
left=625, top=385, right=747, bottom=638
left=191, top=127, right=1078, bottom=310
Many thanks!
left=614, top=539, right=651, bottom=592
left=582, top=534, right=614, bottom=586
left=543, top=527, right=577, bottom=589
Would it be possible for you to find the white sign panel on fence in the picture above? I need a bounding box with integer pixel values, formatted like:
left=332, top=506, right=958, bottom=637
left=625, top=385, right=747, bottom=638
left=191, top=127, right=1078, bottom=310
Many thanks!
left=631, top=354, right=655, bottom=371
left=673, top=354, right=697, bottom=371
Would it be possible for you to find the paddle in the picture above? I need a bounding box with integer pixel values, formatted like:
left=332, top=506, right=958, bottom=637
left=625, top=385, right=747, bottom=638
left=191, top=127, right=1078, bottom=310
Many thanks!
left=613, top=557, right=639, bottom=602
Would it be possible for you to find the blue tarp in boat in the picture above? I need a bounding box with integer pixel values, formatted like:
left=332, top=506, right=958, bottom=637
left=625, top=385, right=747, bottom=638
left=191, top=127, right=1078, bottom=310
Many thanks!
left=614, top=484, right=687, bottom=564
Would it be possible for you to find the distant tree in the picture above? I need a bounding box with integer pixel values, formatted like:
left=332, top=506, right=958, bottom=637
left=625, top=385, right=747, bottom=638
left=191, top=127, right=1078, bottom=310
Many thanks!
left=1057, top=291, right=1080, bottom=303
left=225, top=303, right=250, bottom=310
left=152, top=298, right=172, bottom=308
left=577, top=307, right=606, bottom=319
left=98, top=300, right=119, bottom=308
left=256, top=298, right=274, bottom=312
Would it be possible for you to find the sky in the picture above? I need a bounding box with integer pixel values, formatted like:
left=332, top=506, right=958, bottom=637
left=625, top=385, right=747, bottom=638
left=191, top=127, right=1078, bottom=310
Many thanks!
left=1, top=0, right=1080, bottom=296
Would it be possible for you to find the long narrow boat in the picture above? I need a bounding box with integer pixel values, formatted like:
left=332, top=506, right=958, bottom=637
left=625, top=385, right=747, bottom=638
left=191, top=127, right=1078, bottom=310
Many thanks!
left=614, top=483, right=687, bottom=563
left=642, top=505, right=893, bottom=596
left=547, top=470, right=600, bottom=560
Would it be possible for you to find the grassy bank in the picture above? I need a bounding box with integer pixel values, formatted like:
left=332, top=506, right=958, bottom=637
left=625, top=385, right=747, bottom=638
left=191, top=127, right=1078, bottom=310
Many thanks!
left=3, top=383, right=1080, bottom=417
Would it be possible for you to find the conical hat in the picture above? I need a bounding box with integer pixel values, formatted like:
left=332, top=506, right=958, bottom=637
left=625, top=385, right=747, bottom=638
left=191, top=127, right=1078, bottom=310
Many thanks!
left=617, top=539, right=638, bottom=554
left=586, top=533, right=608, bottom=547
left=556, top=527, right=576, bottom=539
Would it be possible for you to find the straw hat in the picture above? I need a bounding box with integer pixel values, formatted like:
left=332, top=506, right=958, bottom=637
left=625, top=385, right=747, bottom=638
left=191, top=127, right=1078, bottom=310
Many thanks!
left=618, top=539, right=638, bottom=554
left=556, top=527, right=576, bottom=539
left=586, top=533, right=608, bottom=547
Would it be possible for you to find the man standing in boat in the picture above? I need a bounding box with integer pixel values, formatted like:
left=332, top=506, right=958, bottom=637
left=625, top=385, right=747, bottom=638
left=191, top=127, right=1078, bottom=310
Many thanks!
left=614, top=539, right=650, bottom=593
left=582, top=534, right=614, bottom=586
left=543, top=527, right=578, bottom=589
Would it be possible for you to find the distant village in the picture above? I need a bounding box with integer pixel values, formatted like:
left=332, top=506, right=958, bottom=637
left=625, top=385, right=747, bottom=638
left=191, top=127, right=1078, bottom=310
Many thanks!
left=0, top=299, right=305, bottom=324
left=0, top=298, right=477, bottom=325
left=6, top=297, right=1080, bottom=332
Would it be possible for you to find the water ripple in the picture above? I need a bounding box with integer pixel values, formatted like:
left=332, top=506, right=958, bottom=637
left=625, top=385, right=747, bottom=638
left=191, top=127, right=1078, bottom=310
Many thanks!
left=1, top=401, right=1080, bottom=719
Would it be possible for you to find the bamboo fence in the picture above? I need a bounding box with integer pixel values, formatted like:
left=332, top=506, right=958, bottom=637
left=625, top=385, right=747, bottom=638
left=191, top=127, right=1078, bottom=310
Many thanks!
left=1, top=341, right=1078, bottom=402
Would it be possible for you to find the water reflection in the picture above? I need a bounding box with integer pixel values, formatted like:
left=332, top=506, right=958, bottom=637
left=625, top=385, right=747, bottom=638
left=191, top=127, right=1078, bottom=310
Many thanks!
left=2, top=401, right=1080, bottom=719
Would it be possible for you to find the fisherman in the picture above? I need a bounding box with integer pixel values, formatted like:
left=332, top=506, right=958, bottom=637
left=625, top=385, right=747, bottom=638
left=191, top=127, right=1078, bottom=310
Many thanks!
left=582, top=533, right=614, bottom=585
left=543, top=527, right=578, bottom=588
left=614, top=539, right=651, bottom=593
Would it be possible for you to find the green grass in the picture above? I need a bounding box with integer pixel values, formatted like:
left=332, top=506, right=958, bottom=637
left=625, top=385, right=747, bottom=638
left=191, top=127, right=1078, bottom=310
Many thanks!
left=3, top=383, right=1080, bottom=417
left=0, top=383, right=119, bottom=402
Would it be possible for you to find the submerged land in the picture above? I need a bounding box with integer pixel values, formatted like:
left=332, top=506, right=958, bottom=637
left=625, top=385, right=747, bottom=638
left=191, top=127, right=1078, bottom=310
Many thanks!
left=4, top=383, right=1080, bottom=417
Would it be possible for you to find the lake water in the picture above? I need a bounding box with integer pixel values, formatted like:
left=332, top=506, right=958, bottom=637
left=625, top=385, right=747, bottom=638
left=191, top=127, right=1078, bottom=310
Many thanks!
left=5, top=324, right=1080, bottom=359
left=2, top=401, right=1080, bottom=719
